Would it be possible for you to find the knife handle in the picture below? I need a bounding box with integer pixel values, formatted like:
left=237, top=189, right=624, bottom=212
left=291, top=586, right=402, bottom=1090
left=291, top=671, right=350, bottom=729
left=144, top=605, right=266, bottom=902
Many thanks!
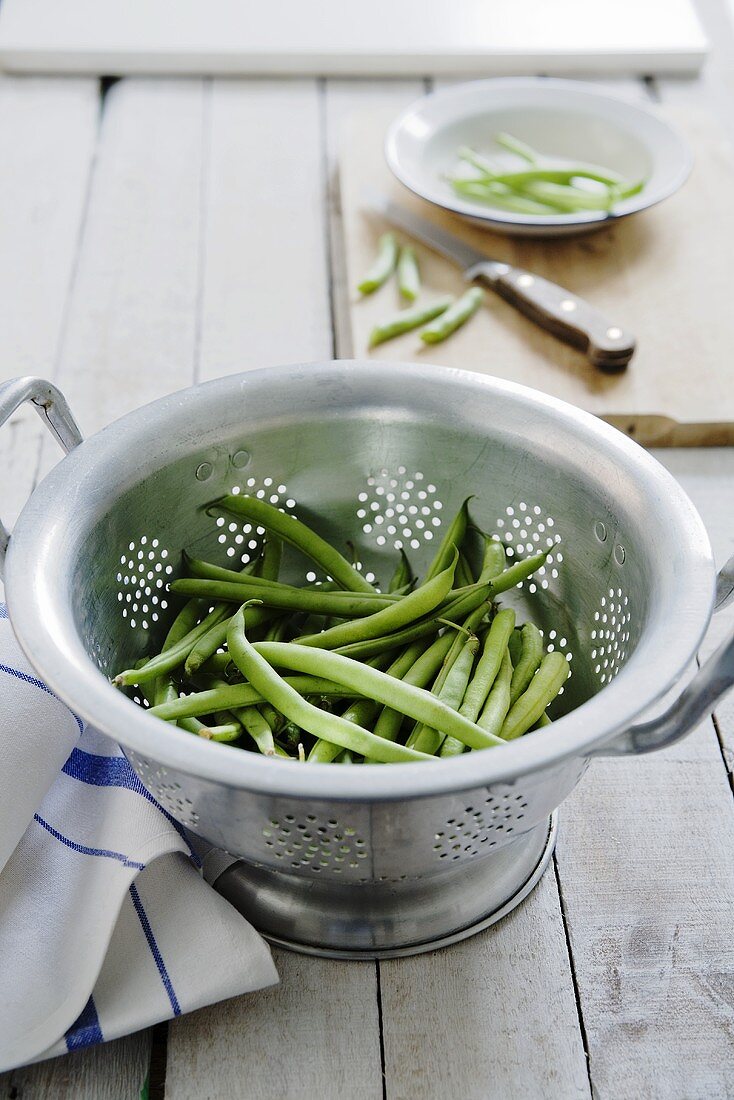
left=468, top=262, right=636, bottom=372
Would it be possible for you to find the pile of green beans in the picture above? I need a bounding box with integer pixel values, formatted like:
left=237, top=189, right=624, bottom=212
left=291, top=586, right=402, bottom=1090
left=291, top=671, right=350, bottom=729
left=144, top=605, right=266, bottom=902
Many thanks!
left=357, top=233, right=485, bottom=347
left=447, top=131, right=644, bottom=216
left=114, top=494, right=569, bottom=764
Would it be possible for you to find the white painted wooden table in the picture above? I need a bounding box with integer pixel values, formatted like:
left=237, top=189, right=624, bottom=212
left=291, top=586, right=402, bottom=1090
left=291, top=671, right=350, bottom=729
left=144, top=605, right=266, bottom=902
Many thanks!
left=2, top=2, right=734, bottom=1096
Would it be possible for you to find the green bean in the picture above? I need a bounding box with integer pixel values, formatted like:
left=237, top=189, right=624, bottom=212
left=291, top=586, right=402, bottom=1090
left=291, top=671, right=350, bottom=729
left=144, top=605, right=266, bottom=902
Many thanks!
left=489, top=166, right=624, bottom=189
left=114, top=601, right=233, bottom=687
left=404, top=591, right=489, bottom=751
left=424, top=498, right=472, bottom=584
left=412, top=635, right=480, bottom=756
left=420, top=287, right=484, bottom=345
left=255, top=537, right=282, bottom=581
left=373, top=632, right=454, bottom=743
left=162, top=598, right=208, bottom=650
left=330, top=550, right=543, bottom=663
left=254, top=640, right=502, bottom=750
left=181, top=565, right=398, bottom=604
left=536, top=711, right=552, bottom=729
left=449, top=179, right=557, bottom=215
left=368, top=298, right=451, bottom=348
left=501, top=652, right=569, bottom=741
left=149, top=674, right=362, bottom=721
left=180, top=604, right=273, bottom=678
left=455, top=552, right=475, bottom=588
left=232, top=705, right=277, bottom=755
left=264, top=616, right=289, bottom=643
left=198, top=652, right=233, bottom=678
left=388, top=549, right=413, bottom=593
left=171, top=578, right=396, bottom=617
left=197, top=673, right=276, bottom=755
left=520, top=180, right=614, bottom=213
left=397, top=245, right=420, bottom=302
left=457, top=145, right=500, bottom=175
left=294, top=555, right=457, bottom=649
left=259, top=702, right=285, bottom=734
left=358, top=232, right=398, bottom=295
left=459, top=608, right=516, bottom=722
left=508, top=628, right=523, bottom=667
left=308, top=698, right=381, bottom=763
left=489, top=552, right=547, bottom=598
left=481, top=538, right=505, bottom=575
left=476, top=649, right=513, bottom=739
left=332, top=584, right=488, bottom=662
left=227, top=610, right=432, bottom=763
left=306, top=651, right=403, bottom=761
left=510, top=622, right=544, bottom=704
left=216, top=494, right=375, bottom=593
left=495, top=132, right=539, bottom=164
left=183, top=554, right=287, bottom=589
left=140, top=676, right=240, bottom=742
left=115, top=554, right=263, bottom=687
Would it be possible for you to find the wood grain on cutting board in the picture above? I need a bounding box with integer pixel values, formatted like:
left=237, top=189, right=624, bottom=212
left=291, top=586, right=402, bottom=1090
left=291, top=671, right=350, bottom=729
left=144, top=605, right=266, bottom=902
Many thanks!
left=340, top=105, right=733, bottom=446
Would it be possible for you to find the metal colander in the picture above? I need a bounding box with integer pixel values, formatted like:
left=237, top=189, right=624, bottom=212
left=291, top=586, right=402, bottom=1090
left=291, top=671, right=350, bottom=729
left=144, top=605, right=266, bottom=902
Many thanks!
left=2, top=362, right=732, bottom=958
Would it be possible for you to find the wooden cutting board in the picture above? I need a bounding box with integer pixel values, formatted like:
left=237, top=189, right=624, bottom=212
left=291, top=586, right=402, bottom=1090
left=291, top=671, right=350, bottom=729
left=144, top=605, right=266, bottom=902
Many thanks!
left=340, top=106, right=734, bottom=446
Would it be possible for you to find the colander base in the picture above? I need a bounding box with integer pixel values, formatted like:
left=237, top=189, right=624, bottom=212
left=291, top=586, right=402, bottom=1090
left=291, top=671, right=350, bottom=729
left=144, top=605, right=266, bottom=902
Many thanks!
left=211, top=813, right=557, bottom=959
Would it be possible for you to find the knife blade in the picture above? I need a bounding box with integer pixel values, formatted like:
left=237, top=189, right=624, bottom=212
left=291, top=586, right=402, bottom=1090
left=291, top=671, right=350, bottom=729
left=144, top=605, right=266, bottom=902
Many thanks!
left=371, top=198, right=636, bottom=371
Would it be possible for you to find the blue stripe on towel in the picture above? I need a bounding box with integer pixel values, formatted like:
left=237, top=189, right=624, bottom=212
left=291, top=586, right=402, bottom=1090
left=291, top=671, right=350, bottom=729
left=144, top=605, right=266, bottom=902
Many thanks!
left=0, top=661, right=84, bottom=733
left=64, top=995, right=103, bottom=1051
left=33, top=814, right=145, bottom=870
left=129, top=883, right=181, bottom=1017
left=0, top=605, right=8, bottom=619
left=62, top=748, right=199, bottom=863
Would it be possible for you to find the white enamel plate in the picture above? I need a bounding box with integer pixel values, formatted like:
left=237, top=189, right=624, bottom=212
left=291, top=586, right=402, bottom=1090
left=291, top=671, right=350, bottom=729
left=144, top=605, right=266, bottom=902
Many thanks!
left=385, top=78, right=693, bottom=237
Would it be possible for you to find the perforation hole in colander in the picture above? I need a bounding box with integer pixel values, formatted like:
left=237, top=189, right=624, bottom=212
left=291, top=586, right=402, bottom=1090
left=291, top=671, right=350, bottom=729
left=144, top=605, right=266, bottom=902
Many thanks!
left=493, top=501, right=563, bottom=593
left=215, top=477, right=295, bottom=563
left=591, top=587, right=631, bottom=685
left=356, top=467, right=443, bottom=552
left=433, top=792, right=530, bottom=860
left=263, top=814, right=367, bottom=874
left=117, top=536, right=171, bottom=632
left=129, top=753, right=200, bottom=829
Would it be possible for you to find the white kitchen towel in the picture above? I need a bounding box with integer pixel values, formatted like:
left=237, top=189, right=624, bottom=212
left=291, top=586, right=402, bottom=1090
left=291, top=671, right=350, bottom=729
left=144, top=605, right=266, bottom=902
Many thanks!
left=0, top=604, right=278, bottom=1072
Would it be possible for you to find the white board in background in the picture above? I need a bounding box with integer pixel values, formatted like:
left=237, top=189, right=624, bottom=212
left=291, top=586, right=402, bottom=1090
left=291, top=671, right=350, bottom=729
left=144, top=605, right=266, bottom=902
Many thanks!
left=0, top=0, right=708, bottom=77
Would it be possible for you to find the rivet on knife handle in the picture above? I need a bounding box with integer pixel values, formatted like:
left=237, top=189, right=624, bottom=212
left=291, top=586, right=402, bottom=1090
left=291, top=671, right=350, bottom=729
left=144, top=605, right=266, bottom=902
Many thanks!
left=468, top=262, right=636, bottom=371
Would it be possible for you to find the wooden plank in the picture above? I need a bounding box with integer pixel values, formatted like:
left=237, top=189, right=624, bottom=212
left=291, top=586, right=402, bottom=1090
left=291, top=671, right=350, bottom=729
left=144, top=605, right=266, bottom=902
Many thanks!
left=0, top=76, right=97, bottom=535
left=1, top=1034, right=151, bottom=1100
left=39, top=77, right=206, bottom=449
left=0, top=73, right=154, bottom=1096
left=380, top=871, right=591, bottom=1100
left=4, top=76, right=206, bottom=1093
left=554, top=440, right=734, bottom=1097
left=165, top=78, right=384, bottom=1100
left=324, top=79, right=426, bottom=355
left=653, top=0, right=734, bottom=767
left=653, top=446, right=734, bottom=776
left=165, top=951, right=382, bottom=1100
left=556, top=743, right=734, bottom=1099
left=197, top=79, right=331, bottom=375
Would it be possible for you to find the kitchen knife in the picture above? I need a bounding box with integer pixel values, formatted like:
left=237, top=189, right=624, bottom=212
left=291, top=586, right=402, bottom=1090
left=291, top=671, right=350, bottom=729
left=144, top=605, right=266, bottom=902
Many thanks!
left=371, top=198, right=636, bottom=371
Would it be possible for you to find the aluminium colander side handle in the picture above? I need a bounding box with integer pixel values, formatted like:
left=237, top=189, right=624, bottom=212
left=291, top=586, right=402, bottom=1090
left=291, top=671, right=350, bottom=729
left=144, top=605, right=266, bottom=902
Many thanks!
left=593, top=551, right=734, bottom=756
left=0, top=377, right=83, bottom=578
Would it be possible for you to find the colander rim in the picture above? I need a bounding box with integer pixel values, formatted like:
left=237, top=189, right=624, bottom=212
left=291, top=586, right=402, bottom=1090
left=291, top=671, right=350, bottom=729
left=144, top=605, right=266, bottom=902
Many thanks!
left=6, top=360, right=714, bottom=800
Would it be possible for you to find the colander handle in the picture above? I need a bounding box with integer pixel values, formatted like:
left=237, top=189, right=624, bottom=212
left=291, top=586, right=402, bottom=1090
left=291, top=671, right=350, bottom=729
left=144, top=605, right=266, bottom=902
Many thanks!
left=593, top=558, right=734, bottom=755
left=0, top=377, right=83, bottom=578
